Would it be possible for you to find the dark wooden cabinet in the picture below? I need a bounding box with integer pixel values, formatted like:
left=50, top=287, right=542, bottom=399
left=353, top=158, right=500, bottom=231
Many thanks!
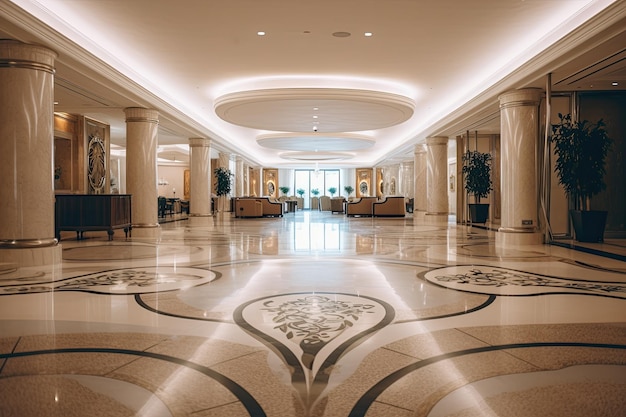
left=55, top=194, right=132, bottom=240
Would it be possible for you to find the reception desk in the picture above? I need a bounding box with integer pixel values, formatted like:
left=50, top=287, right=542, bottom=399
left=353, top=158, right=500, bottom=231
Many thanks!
left=55, top=194, right=132, bottom=240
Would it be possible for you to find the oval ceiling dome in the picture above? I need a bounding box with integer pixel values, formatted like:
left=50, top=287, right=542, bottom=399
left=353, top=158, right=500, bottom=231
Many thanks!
left=215, top=88, right=415, bottom=132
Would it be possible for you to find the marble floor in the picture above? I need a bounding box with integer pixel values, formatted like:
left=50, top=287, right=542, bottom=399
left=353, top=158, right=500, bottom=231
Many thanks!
left=0, top=210, right=625, bottom=417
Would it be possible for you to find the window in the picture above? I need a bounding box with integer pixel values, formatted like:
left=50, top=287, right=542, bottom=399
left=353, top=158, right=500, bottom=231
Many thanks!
left=294, top=169, right=340, bottom=209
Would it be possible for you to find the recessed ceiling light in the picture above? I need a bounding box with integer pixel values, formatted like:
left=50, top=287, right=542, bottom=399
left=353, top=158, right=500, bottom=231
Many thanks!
left=313, top=115, right=318, bottom=119
left=612, top=82, right=619, bottom=86
left=332, top=31, right=351, bottom=38
left=364, top=32, right=373, bottom=37
left=313, top=107, right=319, bottom=110
left=257, top=31, right=266, bottom=36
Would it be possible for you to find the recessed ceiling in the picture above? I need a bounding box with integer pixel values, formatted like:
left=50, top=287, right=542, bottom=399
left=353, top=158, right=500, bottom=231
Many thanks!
left=1, top=0, right=624, bottom=168
left=280, top=151, right=354, bottom=161
left=214, top=88, right=415, bottom=133
left=257, top=133, right=375, bottom=152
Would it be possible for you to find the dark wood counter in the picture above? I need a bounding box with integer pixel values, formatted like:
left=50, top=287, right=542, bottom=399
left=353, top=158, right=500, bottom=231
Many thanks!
left=55, top=194, right=132, bottom=240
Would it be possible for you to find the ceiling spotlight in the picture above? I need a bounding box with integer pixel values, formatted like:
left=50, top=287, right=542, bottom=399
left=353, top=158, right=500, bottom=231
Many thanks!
left=257, top=31, right=266, bottom=36
left=364, top=32, right=373, bottom=37
left=612, top=82, right=619, bottom=86
left=313, top=126, right=318, bottom=132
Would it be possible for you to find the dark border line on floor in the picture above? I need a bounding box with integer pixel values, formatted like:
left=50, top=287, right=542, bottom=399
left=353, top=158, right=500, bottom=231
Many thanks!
left=0, top=347, right=266, bottom=416
left=349, top=341, right=626, bottom=417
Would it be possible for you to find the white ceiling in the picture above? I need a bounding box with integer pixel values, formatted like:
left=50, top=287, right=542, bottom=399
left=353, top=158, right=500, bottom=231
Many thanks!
left=1, top=0, right=625, bottom=168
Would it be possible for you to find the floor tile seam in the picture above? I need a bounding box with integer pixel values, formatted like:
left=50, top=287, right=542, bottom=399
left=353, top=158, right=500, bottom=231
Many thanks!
left=189, top=399, right=242, bottom=415
left=380, top=346, right=426, bottom=362
left=369, top=399, right=414, bottom=413
left=104, top=353, right=145, bottom=378
left=0, top=337, right=21, bottom=375
left=208, top=349, right=268, bottom=369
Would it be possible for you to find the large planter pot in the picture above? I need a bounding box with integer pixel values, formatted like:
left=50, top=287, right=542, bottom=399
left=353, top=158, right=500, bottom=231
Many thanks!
left=570, top=210, right=607, bottom=242
left=468, top=203, right=489, bottom=224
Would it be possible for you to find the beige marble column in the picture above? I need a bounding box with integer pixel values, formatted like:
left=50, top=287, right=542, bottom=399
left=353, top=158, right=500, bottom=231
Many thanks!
left=218, top=152, right=230, bottom=170
left=399, top=161, right=414, bottom=199
left=413, top=144, right=427, bottom=212
left=251, top=168, right=261, bottom=197
left=188, top=137, right=212, bottom=225
left=497, top=88, right=543, bottom=246
left=0, top=40, right=61, bottom=267
left=235, top=156, right=244, bottom=197
left=425, top=137, right=448, bottom=221
left=243, top=162, right=250, bottom=197
left=125, top=107, right=160, bottom=238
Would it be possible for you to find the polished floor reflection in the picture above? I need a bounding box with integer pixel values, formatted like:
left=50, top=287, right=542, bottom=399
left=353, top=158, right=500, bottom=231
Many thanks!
left=1, top=211, right=625, bottom=416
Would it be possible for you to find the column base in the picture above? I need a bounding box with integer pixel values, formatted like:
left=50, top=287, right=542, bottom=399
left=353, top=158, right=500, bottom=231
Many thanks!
left=496, top=229, right=544, bottom=247
left=424, top=212, right=448, bottom=224
left=214, top=212, right=233, bottom=221
left=0, top=244, right=62, bottom=268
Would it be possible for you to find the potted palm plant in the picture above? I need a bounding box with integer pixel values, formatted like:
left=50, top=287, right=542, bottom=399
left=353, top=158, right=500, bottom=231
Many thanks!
left=462, top=150, right=493, bottom=223
left=214, top=167, right=233, bottom=212
left=550, top=113, right=612, bottom=242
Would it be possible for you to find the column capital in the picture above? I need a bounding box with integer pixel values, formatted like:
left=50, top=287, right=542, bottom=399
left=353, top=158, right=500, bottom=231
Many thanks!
left=124, top=107, right=159, bottom=124
left=189, top=137, right=210, bottom=147
left=426, top=136, right=448, bottom=146
left=414, top=143, right=427, bottom=155
left=499, top=88, right=543, bottom=109
left=0, top=40, right=57, bottom=73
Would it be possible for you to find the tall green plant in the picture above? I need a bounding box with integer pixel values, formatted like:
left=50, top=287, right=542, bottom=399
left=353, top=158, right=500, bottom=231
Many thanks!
left=550, top=113, right=612, bottom=210
left=296, top=188, right=305, bottom=198
left=328, top=187, right=337, bottom=197
left=214, top=167, right=233, bottom=196
left=344, top=185, right=354, bottom=196
left=279, top=186, right=290, bottom=196
left=462, top=150, right=492, bottom=203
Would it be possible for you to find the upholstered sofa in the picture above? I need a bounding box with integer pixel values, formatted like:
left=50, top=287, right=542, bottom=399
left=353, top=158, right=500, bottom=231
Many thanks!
left=373, top=196, right=406, bottom=217
left=346, top=197, right=378, bottom=217
left=258, top=197, right=283, bottom=217
left=330, top=197, right=346, bottom=213
left=235, top=198, right=263, bottom=218
left=234, top=197, right=283, bottom=217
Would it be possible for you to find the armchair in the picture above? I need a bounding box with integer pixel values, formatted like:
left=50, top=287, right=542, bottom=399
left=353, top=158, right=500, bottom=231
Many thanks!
left=373, top=196, right=406, bottom=217
left=258, top=197, right=283, bottom=217
left=235, top=198, right=263, bottom=218
left=319, top=195, right=332, bottom=211
left=330, top=197, right=346, bottom=214
left=346, top=197, right=377, bottom=217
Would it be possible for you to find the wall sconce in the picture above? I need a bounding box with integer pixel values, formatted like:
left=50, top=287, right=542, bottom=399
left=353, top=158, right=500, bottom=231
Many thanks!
left=158, top=178, right=169, bottom=185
